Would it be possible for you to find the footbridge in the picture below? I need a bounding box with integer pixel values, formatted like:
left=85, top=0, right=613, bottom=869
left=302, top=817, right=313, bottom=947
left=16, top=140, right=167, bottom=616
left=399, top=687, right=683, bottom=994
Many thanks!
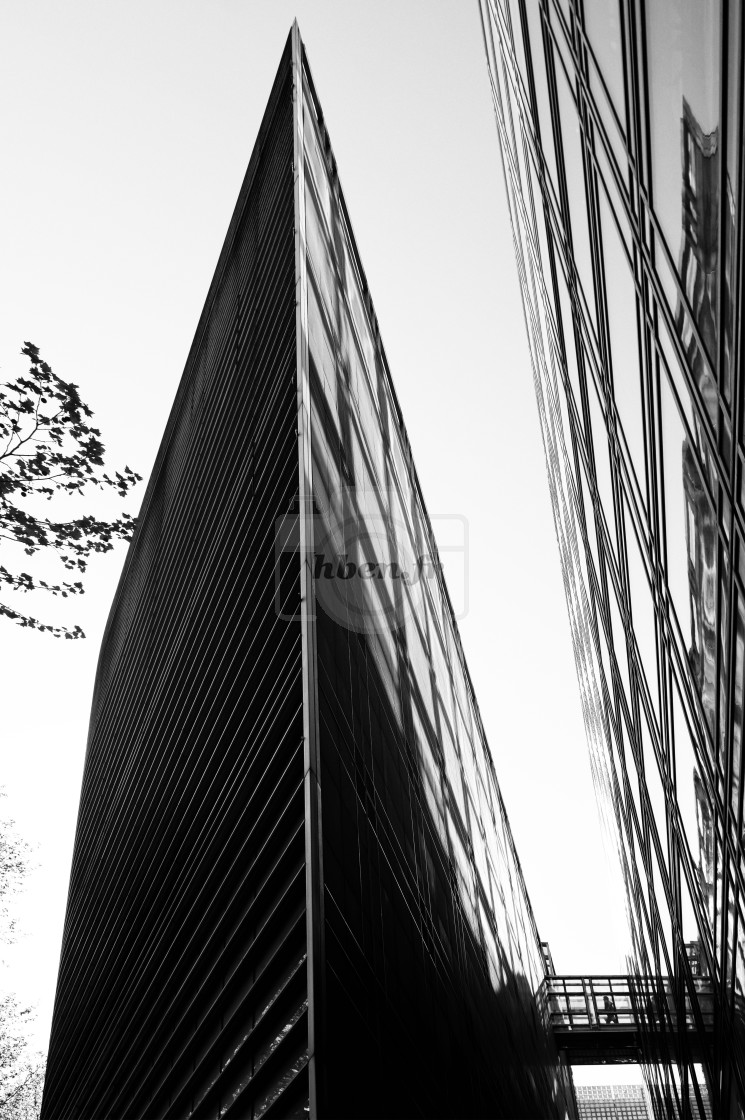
left=539, top=975, right=714, bottom=1065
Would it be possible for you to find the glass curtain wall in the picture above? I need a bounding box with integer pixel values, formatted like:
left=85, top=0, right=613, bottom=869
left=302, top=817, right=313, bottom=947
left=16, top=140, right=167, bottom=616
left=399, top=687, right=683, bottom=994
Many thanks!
left=295, top=34, right=575, bottom=1120
left=480, top=0, right=744, bottom=1116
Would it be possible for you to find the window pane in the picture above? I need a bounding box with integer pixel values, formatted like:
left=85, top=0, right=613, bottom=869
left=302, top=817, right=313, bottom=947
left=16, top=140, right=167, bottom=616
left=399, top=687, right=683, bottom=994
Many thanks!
left=598, top=189, right=647, bottom=497
left=555, top=64, right=597, bottom=330
left=624, top=497, right=659, bottom=717
left=645, top=0, right=721, bottom=271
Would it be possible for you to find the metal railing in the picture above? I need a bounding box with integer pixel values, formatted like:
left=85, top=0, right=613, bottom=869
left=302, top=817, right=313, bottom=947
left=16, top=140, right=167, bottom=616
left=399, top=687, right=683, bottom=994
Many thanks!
left=539, top=975, right=715, bottom=1035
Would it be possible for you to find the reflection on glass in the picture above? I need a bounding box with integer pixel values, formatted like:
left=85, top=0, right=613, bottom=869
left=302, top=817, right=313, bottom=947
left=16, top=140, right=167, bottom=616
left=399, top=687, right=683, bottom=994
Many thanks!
left=522, top=0, right=559, bottom=195
left=608, top=573, right=631, bottom=705
left=671, top=676, right=713, bottom=935
left=302, top=61, right=573, bottom=1113
left=598, top=191, right=646, bottom=497
left=555, top=64, right=597, bottom=330
left=640, top=711, right=667, bottom=876
left=555, top=261, right=585, bottom=427
left=583, top=0, right=629, bottom=179
left=484, top=0, right=745, bottom=1107
left=733, top=600, right=744, bottom=819
left=624, top=498, right=658, bottom=716
left=621, top=705, right=643, bottom=839
left=660, top=368, right=707, bottom=677
left=681, top=433, right=718, bottom=740
left=645, top=0, right=720, bottom=270
left=587, top=375, right=616, bottom=554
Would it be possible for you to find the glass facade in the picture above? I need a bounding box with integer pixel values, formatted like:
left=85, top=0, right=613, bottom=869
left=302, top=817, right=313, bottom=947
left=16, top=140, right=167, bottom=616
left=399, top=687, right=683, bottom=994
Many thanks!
left=41, top=39, right=311, bottom=1120
left=42, top=24, right=574, bottom=1120
left=576, top=1085, right=653, bottom=1120
left=41, top=38, right=310, bottom=1120
left=480, top=0, right=744, bottom=1116
left=295, top=32, right=573, bottom=1118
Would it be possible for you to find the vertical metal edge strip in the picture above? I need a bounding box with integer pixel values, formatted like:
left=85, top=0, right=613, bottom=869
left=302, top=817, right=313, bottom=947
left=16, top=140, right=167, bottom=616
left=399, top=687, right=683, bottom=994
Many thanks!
left=291, top=21, right=326, bottom=1119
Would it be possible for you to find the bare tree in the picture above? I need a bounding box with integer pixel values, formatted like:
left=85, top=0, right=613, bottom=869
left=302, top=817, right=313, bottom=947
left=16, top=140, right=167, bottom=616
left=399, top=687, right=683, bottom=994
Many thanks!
left=0, top=342, right=141, bottom=637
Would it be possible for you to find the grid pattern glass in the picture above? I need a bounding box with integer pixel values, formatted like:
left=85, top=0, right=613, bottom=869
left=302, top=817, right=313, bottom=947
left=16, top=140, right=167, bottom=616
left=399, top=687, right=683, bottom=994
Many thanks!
left=298, top=42, right=575, bottom=1119
left=576, top=1085, right=653, bottom=1120
left=480, top=0, right=745, bottom=1115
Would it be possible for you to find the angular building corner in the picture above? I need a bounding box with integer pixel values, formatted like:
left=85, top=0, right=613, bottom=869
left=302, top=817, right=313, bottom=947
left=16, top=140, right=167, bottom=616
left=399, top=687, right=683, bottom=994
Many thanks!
left=41, top=24, right=575, bottom=1120
left=480, top=0, right=745, bottom=1116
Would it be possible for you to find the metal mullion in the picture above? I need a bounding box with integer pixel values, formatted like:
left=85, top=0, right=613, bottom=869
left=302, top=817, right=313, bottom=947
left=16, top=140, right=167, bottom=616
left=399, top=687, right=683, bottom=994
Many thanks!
left=75, top=708, right=305, bottom=1113
left=80, top=423, right=291, bottom=851
left=714, top=0, right=737, bottom=854
left=717, top=34, right=745, bottom=1092
left=716, top=0, right=734, bottom=426
left=546, top=8, right=698, bottom=431
left=572, top=434, right=617, bottom=693
left=569, top=0, right=635, bottom=176
left=293, top=37, right=326, bottom=1120
left=650, top=320, right=726, bottom=782
left=619, top=273, right=653, bottom=521
left=510, top=120, right=613, bottom=864
left=539, top=172, right=595, bottom=351
left=496, top=5, right=561, bottom=390
left=719, top=533, right=739, bottom=918
left=652, top=318, right=724, bottom=534
left=583, top=164, right=650, bottom=526
left=586, top=132, right=731, bottom=549
left=732, top=34, right=745, bottom=463
left=665, top=664, right=720, bottom=854
left=70, top=618, right=302, bottom=1012
left=163, top=935, right=307, bottom=1120
left=671, top=783, right=716, bottom=971
left=487, top=0, right=555, bottom=214
left=44, top=54, right=305, bottom=1115
left=633, top=1, right=730, bottom=491
left=624, top=748, right=651, bottom=875
left=68, top=482, right=266, bottom=911
left=734, top=478, right=745, bottom=547
left=69, top=250, right=298, bottom=873
left=93, top=61, right=292, bottom=594
left=579, top=54, right=615, bottom=419
left=717, top=844, right=735, bottom=1105
left=562, top=15, right=644, bottom=238
left=58, top=564, right=302, bottom=1036
left=643, top=213, right=730, bottom=453
left=666, top=620, right=722, bottom=837
left=570, top=376, right=614, bottom=661
left=56, top=666, right=302, bottom=1101
left=60, top=436, right=300, bottom=963
left=597, top=524, right=643, bottom=750
left=99, top=728, right=306, bottom=1115
left=90, top=298, right=296, bottom=736
left=543, top=17, right=605, bottom=352
left=728, top=795, right=745, bottom=902
left=65, top=392, right=296, bottom=899
left=493, top=8, right=533, bottom=255
left=660, top=659, right=684, bottom=1013
left=583, top=61, right=657, bottom=768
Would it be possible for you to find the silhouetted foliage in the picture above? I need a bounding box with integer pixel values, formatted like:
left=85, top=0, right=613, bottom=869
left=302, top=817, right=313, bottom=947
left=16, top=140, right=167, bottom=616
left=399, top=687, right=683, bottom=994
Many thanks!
left=0, top=801, right=30, bottom=952
left=0, top=996, right=44, bottom=1120
left=0, top=798, right=44, bottom=1119
left=0, top=343, right=141, bottom=637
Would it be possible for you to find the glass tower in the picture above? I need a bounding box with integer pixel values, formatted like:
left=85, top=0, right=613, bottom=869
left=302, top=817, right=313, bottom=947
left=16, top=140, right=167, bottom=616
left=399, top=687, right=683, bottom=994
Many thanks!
left=480, top=0, right=744, bottom=1116
left=41, top=25, right=574, bottom=1120
left=575, top=1085, right=653, bottom=1120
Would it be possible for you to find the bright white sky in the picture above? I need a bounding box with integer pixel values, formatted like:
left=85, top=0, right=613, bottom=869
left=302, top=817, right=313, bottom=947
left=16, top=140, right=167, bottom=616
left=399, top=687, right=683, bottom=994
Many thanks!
left=0, top=1, right=635, bottom=1080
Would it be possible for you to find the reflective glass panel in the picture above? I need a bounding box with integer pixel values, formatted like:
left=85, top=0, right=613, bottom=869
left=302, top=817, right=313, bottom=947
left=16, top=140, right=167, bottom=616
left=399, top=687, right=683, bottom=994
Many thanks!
left=645, top=0, right=720, bottom=271
left=555, top=64, right=597, bottom=331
